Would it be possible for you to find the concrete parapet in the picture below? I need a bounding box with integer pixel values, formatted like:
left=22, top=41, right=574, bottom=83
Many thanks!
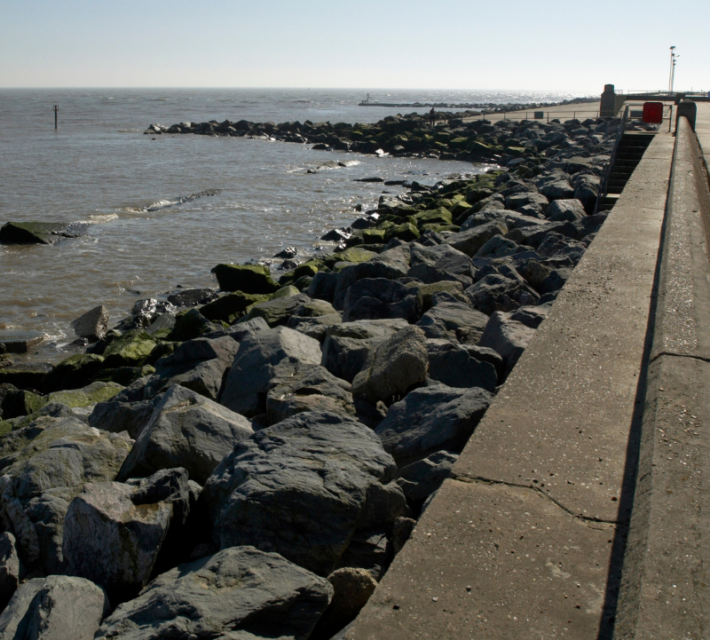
left=612, top=116, right=710, bottom=639
left=676, top=100, right=698, bottom=132
left=341, top=132, right=675, bottom=638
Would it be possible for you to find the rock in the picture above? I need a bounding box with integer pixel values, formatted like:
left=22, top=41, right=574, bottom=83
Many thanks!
left=143, top=335, right=239, bottom=401
left=478, top=310, right=537, bottom=375
left=247, top=293, right=337, bottom=327
left=335, top=529, right=390, bottom=580
left=71, top=306, right=110, bottom=342
left=167, top=288, right=217, bottom=308
left=314, top=568, right=378, bottom=638
left=0, top=363, right=53, bottom=390
left=332, top=261, right=408, bottom=309
left=118, top=385, right=253, bottom=484
left=0, top=417, right=133, bottom=573
left=0, top=532, right=22, bottom=609
left=89, top=397, right=156, bottom=440
left=465, top=273, right=539, bottom=315
left=0, top=331, right=45, bottom=356
left=274, top=246, right=298, bottom=259
left=510, top=304, right=549, bottom=329
left=573, top=174, right=601, bottom=213
left=0, top=575, right=109, bottom=640
left=475, top=235, right=524, bottom=259
left=199, top=291, right=270, bottom=324
left=101, top=331, right=157, bottom=369
left=308, top=271, right=339, bottom=303
left=539, top=179, right=575, bottom=201
left=416, top=301, right=488, bottom=343
left=266, top=362, right=355, bottom=425
left=94, top=547, right=333, bottom=640
left=210, top=263, right=280, bottom=294
left=201, top=411, right=396, bottom=576
left=321, top=319, right=409, bottom=383
left=0, top=222, right=75, bottom=245
left=168, top=309, right=222, bottom=342
left=425, top=339, right=497, bottom=391
left=547, top=198, right=587, bottom=222
left=397, top=450, right=458, bottom=507
left=536, top=232, right=586, bottom=263
left=342, top=278, right=423, bottom=323
left=352, top=326, right=428, bottom=404
left=63, top=468, right=192, bottom=602
left=43, top=354, right=106, bottom=392
left=392, top=516, right=417, bottom=554
left=446, top=220, right=507, bottom=257
left=220, top=326, right=322, bottom=417
left=505, top=191, right=549, bottom=212
left=375, top=385, right=492, bottom=465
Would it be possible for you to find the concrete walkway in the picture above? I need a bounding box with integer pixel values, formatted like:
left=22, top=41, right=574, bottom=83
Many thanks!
left=461, top=100, right=601, bottom=124
left=341, top=130, right=675, bottom=639
left=696, top=102, right=710, bottom=170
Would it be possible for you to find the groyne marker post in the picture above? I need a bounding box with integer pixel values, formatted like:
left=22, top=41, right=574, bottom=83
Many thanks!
left=53, top=105, right=58, bottom=130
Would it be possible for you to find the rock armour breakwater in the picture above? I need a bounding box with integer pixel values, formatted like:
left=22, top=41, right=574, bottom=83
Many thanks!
left=0, top=112, right=634, bottom=638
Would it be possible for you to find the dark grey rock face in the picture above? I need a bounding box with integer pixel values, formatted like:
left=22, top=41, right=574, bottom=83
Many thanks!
left=0, top=532, right=22, bottom=610
left=89, top=397, right=157, bottom=440
left=342, top=278, right=423, bottom=323
left=94, top=547, right=333, bottom=640
left=71, top=305, right=110, bottom=342
left=416, top=301, right=488, bottom=343
left=375, top=385, right=492, bottom=465
left=397, top=450, right=458, bottom=507
left=352, top=326, right=428, bottom=405
left=425, top=339, right=497, bottom=392
left=201, top=411, right=396, bottom=576
left=118, top=384, right=253, bottom=484
left=333, top=261, right=408, bottom=310
left=478, top=310, right=537, bottom=375
left=0, top=575, right=109, bottom=640
left=63, top=468, right=192, bottom=603
left=220, top=326, right=322, bottom=417
left=547, top=198, right=587, bottom=222
left=265, top=362, right=355, bottom=425
left=321, top=318, right=408, bottom=383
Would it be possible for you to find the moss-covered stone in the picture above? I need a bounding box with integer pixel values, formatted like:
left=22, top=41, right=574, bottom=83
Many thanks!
left=0, top=221, right=68, bottom=245
left=272, top=285, right=301, bottom=300
left=95, top=365, right=155, bottom=386
left=47, top=381, right=123, bottom=408
left=419, top=223, right=460, bottom=234
left=43, top=353, right=105, bottom=392
left=414, top=207, right=453, bottom=226
left=333, top=247, right=377, bottom=264
left=146, top=341, right=178, bottom=365
left=102, top=331, right=157, bottom=369
left=385, top=222, right=420, bottom=242
left=200, top=292, right=270, bottom=324
left=0, top=363, right=52, bottom=391
left=211, top=263, right=279, bottom=294
left=293, top=262, right=320, bottom=280
left=505, top=146, right=527, bottom=157
left=0, top=389, right=47, bottom=420
left=169, top=309, right=218, bottom=341
left=362, top=229, right=387, bottom=244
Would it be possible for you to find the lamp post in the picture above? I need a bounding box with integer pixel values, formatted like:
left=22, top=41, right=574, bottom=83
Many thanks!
left=669, top=47, right=679, bottom=94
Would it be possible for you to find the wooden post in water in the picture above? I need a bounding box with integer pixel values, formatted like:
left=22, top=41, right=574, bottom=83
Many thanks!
left=53, top=105, right=58, bottom=130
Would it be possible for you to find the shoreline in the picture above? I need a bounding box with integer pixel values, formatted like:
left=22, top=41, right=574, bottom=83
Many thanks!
left=0, top=104, right=657, bottom=637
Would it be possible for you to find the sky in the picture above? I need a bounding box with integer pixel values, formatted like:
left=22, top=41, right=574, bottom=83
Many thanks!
left=1, top=0, right=707, bottom=93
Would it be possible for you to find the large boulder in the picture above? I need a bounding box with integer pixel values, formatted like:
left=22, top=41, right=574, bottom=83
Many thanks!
left=265, top=362, right=355, bottom=425
left=220, top=327, right=322, bottom=417
left=200, top=411, right=396, bottom=576
left=375, top=385, right=492, bottom=465
left=0, top=575, right=109, bottom=640
left=397, top=450, right=458, bottom=508
left=0, top=222, right=75, bottom=245
left=142, top=335, right=239, bottom=401
left=478, top=310, right=537, bottom=375
left=0, top=416, right=132, bottom=573
left=342, top=278, right=423, bottom=323
left=352, top=326, right=428, bottom=405
left=465, top=273, right=539, bottom=315
left=118, top=385, right=253, bottom=484
left=246, top=293, right=337, bottom=327
left=332, top=261, right=408, bottom=309
left=446, top=220, right=507, bottom=257
left=94, top=547, right=333, bottom=640
left=321, top=319, right=409, bottom=383
left=71, top=305, right=110, bottom=342
left=416, top=301, right=488, bottom=343
left=63, top=468, right=192, bottom=602
left=547, top=198, right=586, bottom=222
left=426, top=339, right=497, bottom=391
left=0, top=532, right=22, bottom=610
left=210, top=263, right=280, bottom=294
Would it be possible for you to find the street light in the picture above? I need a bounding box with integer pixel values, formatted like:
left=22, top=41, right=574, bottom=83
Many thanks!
left=669, top=46, right=679, bottom=93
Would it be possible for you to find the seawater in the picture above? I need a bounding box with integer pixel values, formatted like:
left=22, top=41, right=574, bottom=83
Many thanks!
left=0, top=88, right=577, bottom=362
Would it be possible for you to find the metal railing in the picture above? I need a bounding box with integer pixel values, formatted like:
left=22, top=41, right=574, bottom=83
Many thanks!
left=476, top=109, right=601, bottom=122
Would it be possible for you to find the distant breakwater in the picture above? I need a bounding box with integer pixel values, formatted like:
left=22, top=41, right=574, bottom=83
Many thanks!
left=145, top=100, right=596, bottom=165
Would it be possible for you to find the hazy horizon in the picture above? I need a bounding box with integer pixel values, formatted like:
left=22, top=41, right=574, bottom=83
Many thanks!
left=2, top=0, right=707, bottom=93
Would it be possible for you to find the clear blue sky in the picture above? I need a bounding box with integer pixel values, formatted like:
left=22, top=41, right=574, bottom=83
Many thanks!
left=1, top=0, right=706, bottom=93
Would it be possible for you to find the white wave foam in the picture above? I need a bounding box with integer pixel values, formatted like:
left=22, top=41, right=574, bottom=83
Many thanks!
left=78, top=214, right=119, bottom=224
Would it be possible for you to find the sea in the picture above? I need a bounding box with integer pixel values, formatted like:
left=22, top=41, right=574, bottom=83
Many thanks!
left=0, top=88, right=580, bottom=362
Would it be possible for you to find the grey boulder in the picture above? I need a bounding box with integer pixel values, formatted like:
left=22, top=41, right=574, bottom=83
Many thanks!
left=71, top=305, right=110, bottom=342
left=265, top=362, right=355, bottom=425
left=0, top=575, right=109, bottom=640
left=0, top=532, right=22, bottom=609
left=220, top=326, right=322, bottom=417
left=375, top=385, right=492, bottom=465
left=352, top=326, right=428, bottom=404
left=201, top=411, right=396, bottom=576
left=94, top=546, right=333, bottom=640
left=342, top=278, right=423, bottom=323
left=478, top=310, right=538, bottom=375
left=321, top=318, right=408, bottom=382
left=397, top=450, right=458, bottom=507
left=118, top=384, right=253, bottom=484
left=426, top=339, right=497, bottom=392
left=416, top=300, right=488, bottom=343
left=547, top=198, right=587, bottom=222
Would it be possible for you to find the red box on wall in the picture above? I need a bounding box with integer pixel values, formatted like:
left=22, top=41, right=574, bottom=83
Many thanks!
left=643, top=102, right=664, bottom=124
